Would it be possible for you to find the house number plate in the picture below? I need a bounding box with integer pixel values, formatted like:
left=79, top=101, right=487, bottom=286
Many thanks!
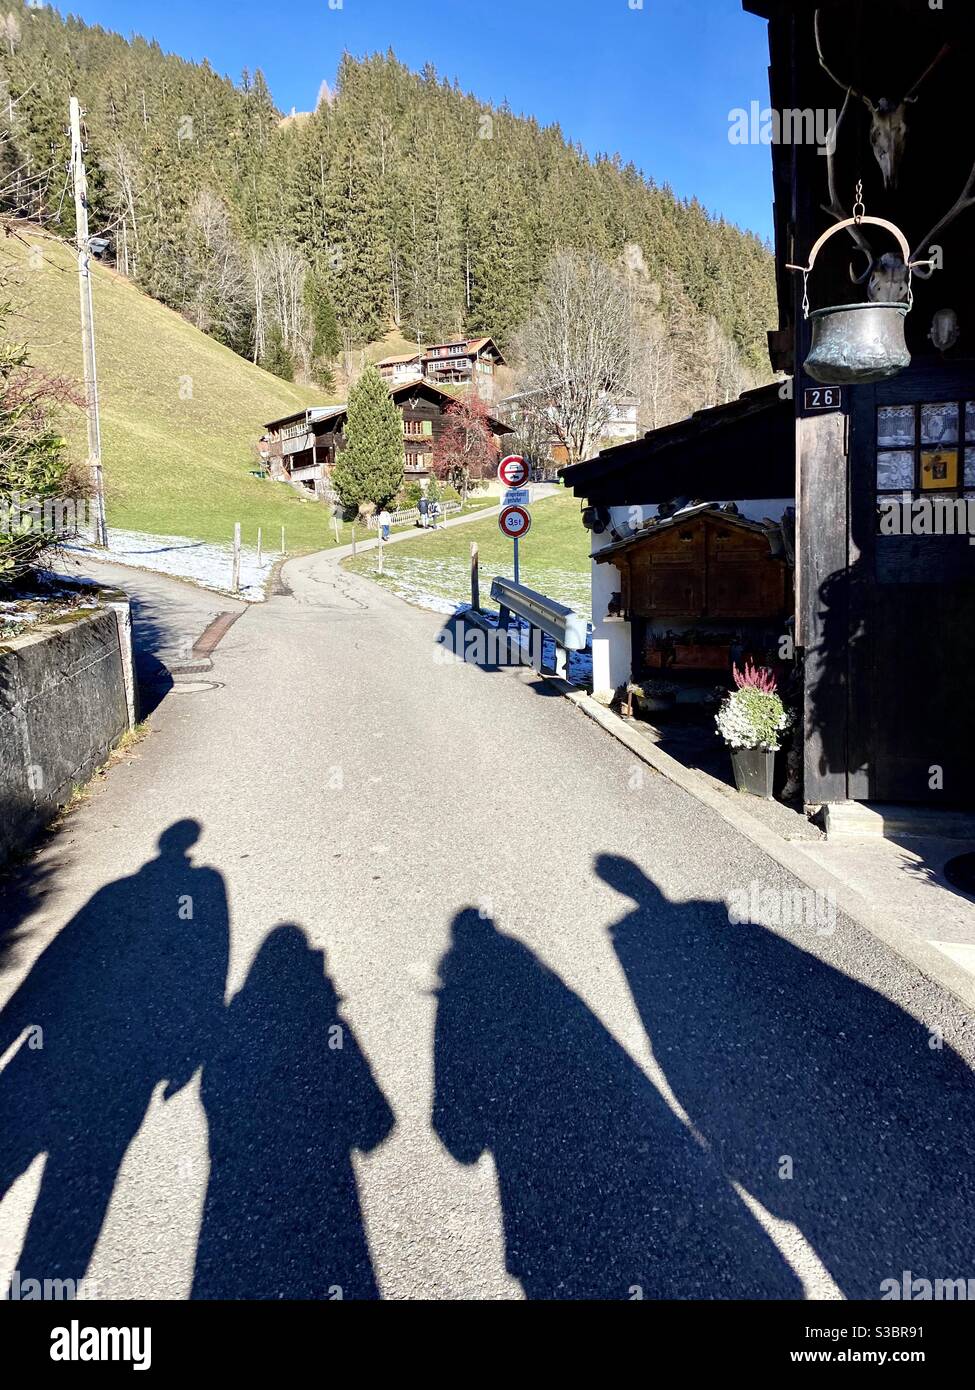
left=804, top=387, right=843, bottom=412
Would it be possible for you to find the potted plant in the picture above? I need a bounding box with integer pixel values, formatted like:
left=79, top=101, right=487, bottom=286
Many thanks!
left=715, top=662, right=791, bottom=799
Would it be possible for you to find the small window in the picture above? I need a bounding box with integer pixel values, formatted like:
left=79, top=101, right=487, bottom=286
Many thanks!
left=876, top=401, right=975, bottom=499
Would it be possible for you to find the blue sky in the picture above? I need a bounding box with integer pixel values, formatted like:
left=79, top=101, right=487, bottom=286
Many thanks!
left=69, top=0, right=775, bottom=238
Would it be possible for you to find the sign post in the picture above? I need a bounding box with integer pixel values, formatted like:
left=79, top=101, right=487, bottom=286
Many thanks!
left=498, top=455, right=531, bottom=587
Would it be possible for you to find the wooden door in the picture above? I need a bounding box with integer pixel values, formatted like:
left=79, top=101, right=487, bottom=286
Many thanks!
left=847, top=362, right=975, bottom=806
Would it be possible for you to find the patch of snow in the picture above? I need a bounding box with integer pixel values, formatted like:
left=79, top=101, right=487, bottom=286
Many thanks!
left=359, top=553, right=592, bottom=620
left=67, top=528, right=277, bottom=602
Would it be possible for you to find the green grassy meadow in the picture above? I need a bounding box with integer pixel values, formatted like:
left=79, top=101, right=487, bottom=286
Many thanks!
left=3, top=231, right=351, bottom=552
left=343, top=491, right=593, bottom=616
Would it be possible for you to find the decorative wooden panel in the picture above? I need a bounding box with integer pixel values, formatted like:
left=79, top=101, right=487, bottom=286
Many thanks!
left=616, top=515, right=790, bottom=622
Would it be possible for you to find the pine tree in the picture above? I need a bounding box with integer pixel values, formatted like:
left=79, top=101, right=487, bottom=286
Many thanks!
left=330, top=365, right=404, bottom=511
left=261, top=325, right=295, bottom=381
left=0, top=13, right=777, bottom=390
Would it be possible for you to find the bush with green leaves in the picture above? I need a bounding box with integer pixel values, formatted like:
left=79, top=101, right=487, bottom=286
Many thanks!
left=0, top=316, right=84, bottom=587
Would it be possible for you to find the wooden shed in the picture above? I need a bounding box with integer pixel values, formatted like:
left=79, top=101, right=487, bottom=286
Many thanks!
left=597, top=507, right=792, bottom=625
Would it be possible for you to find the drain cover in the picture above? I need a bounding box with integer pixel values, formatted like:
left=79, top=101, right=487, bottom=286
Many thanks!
left=943, top=853, right=975, bottom=896
left=169, top=679, right=223, bottom=694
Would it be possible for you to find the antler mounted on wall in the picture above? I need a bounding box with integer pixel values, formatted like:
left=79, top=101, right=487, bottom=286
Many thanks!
left=814, top=8, right=951, bottom=189
left=911, top=158, right=975, bottom=279
left=813, top=6, right=973, bottom=306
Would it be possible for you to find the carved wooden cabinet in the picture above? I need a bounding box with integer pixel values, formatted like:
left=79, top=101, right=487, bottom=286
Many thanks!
left=600, top=511, right=792, bottom=622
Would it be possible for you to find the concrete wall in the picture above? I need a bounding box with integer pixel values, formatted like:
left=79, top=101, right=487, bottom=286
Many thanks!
left=0, top=609, right=130, bottom=865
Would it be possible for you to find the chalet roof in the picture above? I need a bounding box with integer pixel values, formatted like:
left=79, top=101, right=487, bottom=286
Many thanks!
left=262, top=404, right=345, bottom=433
left=377, top=352, right=422, bottom=366
left=423, top=335, right=507, bottom=364
left=265, top=378, right=513, bottom=436
left=594, top=504, right=784, bottom=563
left=559, top=383, right=794, bottom=507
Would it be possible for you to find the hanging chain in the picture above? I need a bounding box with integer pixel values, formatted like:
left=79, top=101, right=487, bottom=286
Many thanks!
left=853, top=179, right=865, bottom=224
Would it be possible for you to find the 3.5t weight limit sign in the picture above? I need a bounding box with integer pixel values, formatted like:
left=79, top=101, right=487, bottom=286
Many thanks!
left=499, top=505, right=532, bottom=540
left=499, top=502, right=531, bottom=585
left=498, top=454, right=530, bottom=489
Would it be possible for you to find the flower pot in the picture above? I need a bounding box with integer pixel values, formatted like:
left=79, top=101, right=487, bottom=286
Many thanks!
left=730, top=746, right=775, bottom=799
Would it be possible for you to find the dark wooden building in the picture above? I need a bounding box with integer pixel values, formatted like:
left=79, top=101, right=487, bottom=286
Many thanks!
left=596, top=505, right=793, bottom=679
left=565, top=1, right=975, bottom=812
left=263, top=379, right=513, bottom=498
left=747, top=0, right=975, bottom=808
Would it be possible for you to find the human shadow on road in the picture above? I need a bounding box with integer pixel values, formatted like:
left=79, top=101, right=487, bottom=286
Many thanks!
left=192, top=923, right=394, bottom=1300
left=432, top=908, right=802, bottom=1299
left=0, top=819, right=229, bottom=1293
left=599, top=853, right=975, bottom=1301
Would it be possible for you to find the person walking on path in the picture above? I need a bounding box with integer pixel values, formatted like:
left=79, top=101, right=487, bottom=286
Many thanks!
left=378, top=508, right=392, bottom=542
left=418, top=495, right=429, bottom=529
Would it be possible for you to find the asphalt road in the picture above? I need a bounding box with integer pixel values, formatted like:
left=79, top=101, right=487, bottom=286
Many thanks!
left=1, top=551, right=974, bottom=1300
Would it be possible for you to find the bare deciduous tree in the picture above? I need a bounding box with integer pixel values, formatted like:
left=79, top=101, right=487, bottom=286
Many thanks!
left=634, top=318, right=677, bottom=431
left=108, top=141, right=141, bottom=278
left=258, top=238, right=308, bottom=359
left=183, top=190, right=251, bottom=350
left=515, top=250, right=635, bottom=464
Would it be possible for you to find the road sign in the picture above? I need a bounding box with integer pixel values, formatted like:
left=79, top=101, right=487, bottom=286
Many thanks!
left=498, top=454, right=529, bottom=488
left=503, top=487, right=531, bottom=507
left=499, top=505, right=532, bottom=539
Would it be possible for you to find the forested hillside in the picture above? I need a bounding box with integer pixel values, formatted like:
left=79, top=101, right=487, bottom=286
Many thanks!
left=0, top=1, right=776, bottom=416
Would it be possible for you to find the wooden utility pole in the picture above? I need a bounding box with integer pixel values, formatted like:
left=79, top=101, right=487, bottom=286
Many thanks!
left=70, top=96, right=108, bottom=547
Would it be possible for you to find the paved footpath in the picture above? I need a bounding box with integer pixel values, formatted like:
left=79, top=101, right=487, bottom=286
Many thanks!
left=1, top=550, right=974, bottom=1301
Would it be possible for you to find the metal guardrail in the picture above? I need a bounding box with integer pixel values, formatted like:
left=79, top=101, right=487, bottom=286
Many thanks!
left=490, top=577, right=588, bottom=652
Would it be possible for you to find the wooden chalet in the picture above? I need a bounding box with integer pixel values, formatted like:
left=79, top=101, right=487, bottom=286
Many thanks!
left=377, top=337, right=507, bottom=401
left=263, top=379, right=513, bottom=497
left=564, top=0, right=975, bottom=813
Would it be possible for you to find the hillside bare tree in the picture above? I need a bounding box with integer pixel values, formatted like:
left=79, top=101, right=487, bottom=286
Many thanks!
left=182, top=191, right=251, bottom=351
left=634, top=319, right=678, bottom=431
left=109, top=141, right=141, bottom=278
left=258, top=239, right=308, bottom=360
left=515, top=251, right=634, bottom=464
